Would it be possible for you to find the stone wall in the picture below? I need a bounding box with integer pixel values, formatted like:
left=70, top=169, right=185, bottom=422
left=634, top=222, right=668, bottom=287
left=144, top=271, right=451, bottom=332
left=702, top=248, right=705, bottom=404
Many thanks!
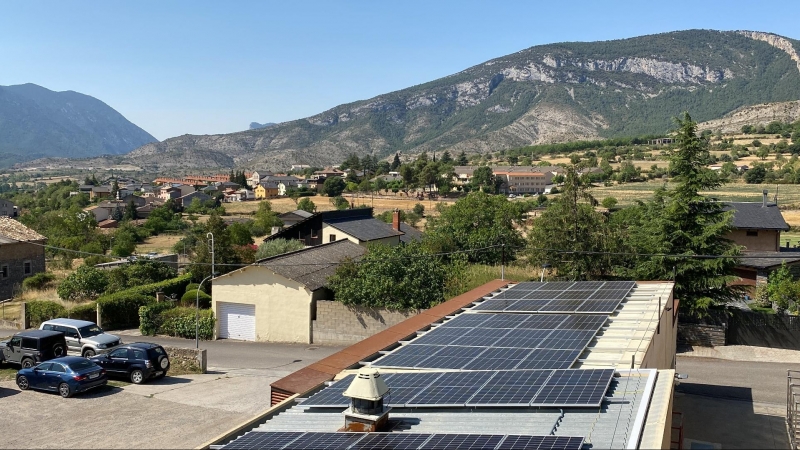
left=677, top=323, right=726, bottom=347
left=162, top=345, right=207, bottom=374
left=0, top=242, right=45, bottom=301
left=312, top=300, right=420, bottom=345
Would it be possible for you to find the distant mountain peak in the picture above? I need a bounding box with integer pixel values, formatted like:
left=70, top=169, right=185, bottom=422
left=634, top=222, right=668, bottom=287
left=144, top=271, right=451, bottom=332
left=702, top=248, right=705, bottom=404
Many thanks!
left=249, top=122, right=277, bottom=130
left=0, top=83, right=156, bottom=163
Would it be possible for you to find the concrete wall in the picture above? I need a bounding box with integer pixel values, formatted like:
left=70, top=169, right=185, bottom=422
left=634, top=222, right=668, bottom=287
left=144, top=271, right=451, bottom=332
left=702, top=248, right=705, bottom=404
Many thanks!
left=312, top=300, right=419, bottom=344
left=321, top=224, right=400, bottom=247
left=640, top=295, right=678, bottom=370
left=728, top=229, right=780, bottom=251
left=211, top=266, right=313, bottom=343
left=0, top=241, right=46, bottom=301
left=162, top=345, right=207, bottom=374
left=677, top=323, right=726, bottom=347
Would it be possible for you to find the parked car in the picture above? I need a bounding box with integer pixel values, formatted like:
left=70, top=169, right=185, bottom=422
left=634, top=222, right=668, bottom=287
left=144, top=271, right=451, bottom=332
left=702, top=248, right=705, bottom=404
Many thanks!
left=16, top=356, right=107, bottom=398
left=0, top=330, right=67, bottom=368
left=40, top=318, right=121, bottom=357
left=89, top=342, right=170, bottom=384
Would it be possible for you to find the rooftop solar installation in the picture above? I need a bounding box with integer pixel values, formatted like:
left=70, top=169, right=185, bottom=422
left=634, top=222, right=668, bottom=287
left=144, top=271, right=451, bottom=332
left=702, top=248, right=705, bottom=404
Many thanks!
left=300, top=369, right=614, bottom=409
left=222, top=432, right=585, bottom=450
left=471, top=280, right=635, bottom=314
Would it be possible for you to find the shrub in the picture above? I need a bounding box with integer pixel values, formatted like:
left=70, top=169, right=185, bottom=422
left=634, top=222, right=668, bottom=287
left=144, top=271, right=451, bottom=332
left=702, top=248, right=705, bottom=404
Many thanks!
left=104, top=273, right=192, bottom=299
left=255, top=239, right=305, bottom=260
left=57, top=266, right=109, bottom=301
left=181, top=290, right=211, bottom=308
left=139, top=302, right=177, bottom=336
left=68, top=302, right=97, bottom=322
left=26, top=301, right=68, bottom=328
left=160, top=307, right=214, bottom=340
left=22, top=272, right=56, bottom=291
left=185, top=283, right=206, bottom=293
left=97, top=293, right=155, bottom=330
left=82, top=255, right=112, bottom=267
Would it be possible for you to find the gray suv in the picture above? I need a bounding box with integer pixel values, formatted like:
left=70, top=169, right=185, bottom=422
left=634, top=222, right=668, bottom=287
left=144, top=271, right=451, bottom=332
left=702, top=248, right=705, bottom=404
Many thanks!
left=40, top=318, right=121, bottom=357
left=0, top=330, right=67, bottom=368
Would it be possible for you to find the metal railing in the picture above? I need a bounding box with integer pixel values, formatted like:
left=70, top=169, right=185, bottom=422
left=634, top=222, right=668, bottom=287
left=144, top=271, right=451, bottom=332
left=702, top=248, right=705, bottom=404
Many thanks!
left=787, top=370, right=800, bottom=449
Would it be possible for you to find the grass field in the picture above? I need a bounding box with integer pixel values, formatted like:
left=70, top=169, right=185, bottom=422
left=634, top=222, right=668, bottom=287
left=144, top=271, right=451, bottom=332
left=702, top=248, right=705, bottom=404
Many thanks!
left=591, top=181, right=800, bottom=208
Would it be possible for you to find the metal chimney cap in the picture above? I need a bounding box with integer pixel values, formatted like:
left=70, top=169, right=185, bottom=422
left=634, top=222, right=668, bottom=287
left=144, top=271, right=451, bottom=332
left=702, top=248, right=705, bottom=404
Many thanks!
left=342, top=367, right=390, bottom=401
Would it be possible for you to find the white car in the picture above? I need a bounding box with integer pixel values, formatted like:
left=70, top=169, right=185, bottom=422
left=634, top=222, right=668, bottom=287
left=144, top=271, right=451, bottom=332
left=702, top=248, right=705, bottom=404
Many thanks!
left=40, top=318, right=122, bottom=357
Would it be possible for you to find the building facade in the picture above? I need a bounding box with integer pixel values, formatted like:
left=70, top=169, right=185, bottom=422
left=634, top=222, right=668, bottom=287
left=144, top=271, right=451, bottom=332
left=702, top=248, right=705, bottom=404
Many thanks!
left=0, top=218, right=47, bottom=300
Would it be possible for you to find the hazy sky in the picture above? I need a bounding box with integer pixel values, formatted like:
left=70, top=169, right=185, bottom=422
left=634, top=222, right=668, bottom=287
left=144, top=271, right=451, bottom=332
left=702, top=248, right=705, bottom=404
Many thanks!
left=1, top=1, right=798, bottom=140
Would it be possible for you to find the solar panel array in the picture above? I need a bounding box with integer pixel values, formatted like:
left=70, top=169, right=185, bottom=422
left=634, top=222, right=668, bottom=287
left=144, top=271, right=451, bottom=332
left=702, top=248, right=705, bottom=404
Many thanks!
left=222, top=431, right=585, bottom=450
left=472, top=281, right=635, bottom=314
left=371, top=313, right=607, bottom=370
left=301, top=368, right=614, bottom=408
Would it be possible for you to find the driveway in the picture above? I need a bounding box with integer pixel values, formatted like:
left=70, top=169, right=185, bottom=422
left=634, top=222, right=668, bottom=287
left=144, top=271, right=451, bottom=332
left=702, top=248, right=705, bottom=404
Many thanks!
left=0, top=332, right=345, bottom=449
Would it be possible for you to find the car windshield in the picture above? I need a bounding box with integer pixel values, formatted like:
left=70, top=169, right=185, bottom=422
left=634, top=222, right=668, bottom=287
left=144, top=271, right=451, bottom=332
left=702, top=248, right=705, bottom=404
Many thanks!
left=78, top=325, right=103, bottom=338
left=67, top=360, right=95, bottom=371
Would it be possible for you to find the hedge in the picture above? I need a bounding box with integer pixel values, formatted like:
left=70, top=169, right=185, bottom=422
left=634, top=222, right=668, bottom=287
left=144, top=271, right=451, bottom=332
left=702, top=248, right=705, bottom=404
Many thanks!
left=25, top=301, right=68, bottom=328
left=139, top=305, right=214, bottom=340
left=68, top=301, right=97, bottom=322
left=22, top=272, right=56, bottom=291
left=139, top=302, right=177, bottom=336
left=185, top=283, right=206, bottom=294
left=93, top=274, right=192, bottom=330
left=181, top=290, right=211, bottom=308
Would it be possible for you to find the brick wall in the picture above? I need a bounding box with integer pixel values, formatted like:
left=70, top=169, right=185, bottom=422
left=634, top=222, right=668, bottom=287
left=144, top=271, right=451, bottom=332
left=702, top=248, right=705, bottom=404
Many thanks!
left=312, top=300, right=420, bottom=344
left=0, top=242, right=46, bottom=301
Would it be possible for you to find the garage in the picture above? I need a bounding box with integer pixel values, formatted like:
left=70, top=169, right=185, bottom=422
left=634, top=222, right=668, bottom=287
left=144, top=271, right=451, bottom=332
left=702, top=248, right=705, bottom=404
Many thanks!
left=218, top=302, right=256, bottom=341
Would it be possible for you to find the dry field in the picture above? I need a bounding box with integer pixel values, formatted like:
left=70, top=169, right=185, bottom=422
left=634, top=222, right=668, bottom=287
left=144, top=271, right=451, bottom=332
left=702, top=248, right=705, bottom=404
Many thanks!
left=223, top=196, right=456, bottom=216
left=136, top=234, right=184, bottom=254
left=591, top=181, right=800, bottom=207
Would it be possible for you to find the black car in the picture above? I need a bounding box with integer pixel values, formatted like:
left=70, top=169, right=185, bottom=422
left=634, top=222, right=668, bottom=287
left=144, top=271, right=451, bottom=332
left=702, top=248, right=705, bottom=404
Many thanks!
left=0, top=330, right=67, bottom=368
left=89, top=342, right=170, bottom=384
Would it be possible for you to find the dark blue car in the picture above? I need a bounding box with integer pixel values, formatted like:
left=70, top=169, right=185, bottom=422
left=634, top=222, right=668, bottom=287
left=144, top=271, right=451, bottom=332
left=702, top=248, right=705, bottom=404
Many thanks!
left=16, top=356, right=107, bottom=398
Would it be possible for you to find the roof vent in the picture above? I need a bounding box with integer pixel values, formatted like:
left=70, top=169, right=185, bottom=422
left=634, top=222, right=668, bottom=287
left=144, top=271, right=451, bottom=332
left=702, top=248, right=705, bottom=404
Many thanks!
left=340, top=367, right=392, bottom=432
left=763, top=190, right=769, bottom=207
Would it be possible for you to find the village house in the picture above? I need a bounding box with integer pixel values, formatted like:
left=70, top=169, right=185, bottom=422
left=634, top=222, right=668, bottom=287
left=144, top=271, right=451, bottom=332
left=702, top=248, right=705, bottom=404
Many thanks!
left=176, top=191, right=212, bottom=208
left=291, top=164, right=311, bottom=171
left=0, top=217, right=46, bottom=300
left=246, top=170, right=274, bottom=188
left=118, top=194, right=147, bottom=208
left=312, top=167, right=345, bottom=180
left=266, top=208, right=414, bottom=247
left=211, top=240, right=367, bottom=342
left=494, top=169, right=551, bottom=195
left=90, top=185, right=112, bottom=200
left=278, top=210, right=315, bottom=228
left=725, top=191, right=789, bottom=252
left=0, top=199, right=17, bottom=218
left=255, top=182, right=280, bottom=199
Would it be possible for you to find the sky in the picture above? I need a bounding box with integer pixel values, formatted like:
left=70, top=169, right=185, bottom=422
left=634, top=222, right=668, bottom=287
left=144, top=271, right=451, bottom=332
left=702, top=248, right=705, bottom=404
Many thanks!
left=1, top=1, right=799, bottom=141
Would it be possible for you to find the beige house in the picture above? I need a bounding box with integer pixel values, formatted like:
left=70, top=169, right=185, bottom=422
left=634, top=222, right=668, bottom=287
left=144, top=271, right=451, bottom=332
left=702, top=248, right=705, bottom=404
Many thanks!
left=211, top=240, right=366, bottom=343
left=724, top=193, right=789, bottom=252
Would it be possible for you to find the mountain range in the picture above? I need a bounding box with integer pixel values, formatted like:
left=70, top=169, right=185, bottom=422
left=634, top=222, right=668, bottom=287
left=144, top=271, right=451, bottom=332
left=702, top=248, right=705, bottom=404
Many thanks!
left=0, top=83, right=156, bottom=166
left=14, top=29, right=800, bottom=172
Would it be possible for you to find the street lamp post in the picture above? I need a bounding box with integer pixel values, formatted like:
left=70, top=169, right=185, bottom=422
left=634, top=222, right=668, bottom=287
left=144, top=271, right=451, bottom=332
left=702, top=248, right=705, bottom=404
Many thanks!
left=206, top=232, right=215, bottom=277
left=196, top=273, right=215, bottom=349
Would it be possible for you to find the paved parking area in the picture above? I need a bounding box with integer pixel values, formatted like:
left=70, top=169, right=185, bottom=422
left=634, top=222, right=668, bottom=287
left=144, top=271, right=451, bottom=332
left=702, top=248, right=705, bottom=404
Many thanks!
left=0, top=337, right=345, bottom=449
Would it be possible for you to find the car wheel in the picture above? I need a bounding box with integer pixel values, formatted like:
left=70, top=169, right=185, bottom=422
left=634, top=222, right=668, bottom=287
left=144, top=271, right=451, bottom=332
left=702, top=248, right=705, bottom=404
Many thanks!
left=130, top=369, right=144, bottom=384
left=83, top=349, right=96, bottom=358
left=158, top=355, right=170, bottom=371
left=21, top=358, right=34, bottom=369
left=58, top=383, right=72, bottom=398
left=52, top=343, right=66, bottom=357
left=16, top=375, right=29, bottom=390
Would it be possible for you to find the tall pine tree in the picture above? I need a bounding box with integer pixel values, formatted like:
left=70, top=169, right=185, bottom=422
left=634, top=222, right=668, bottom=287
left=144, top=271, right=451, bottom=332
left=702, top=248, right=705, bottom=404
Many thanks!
left=457, top=151, right=468, bottom=166
left=391, top=153, right=401, bottom=171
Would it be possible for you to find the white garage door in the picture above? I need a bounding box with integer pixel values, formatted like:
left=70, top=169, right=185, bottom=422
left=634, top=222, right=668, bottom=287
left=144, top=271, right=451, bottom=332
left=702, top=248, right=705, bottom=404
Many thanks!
left=218, top=302, right=256, bottom=341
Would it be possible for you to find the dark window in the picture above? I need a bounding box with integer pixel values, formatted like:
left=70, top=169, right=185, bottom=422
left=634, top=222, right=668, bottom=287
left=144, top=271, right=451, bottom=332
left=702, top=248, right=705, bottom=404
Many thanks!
left=36, top=363, right=52, bottom=371
left=0, top=265, right=7, bottom=278
left=148, top=347, right=166, bottom=357
left=9, top=337, right=21, bottom=347
left=66, top=359, right=95, bottom=371
left=110, top=348, right=128, bottom=359
left=329, top=234, right=336, bottom=243
left=23, top=261, right=31, bottom=275
left=746, top=230, right=759, bottom=237
left=42, top=324, right=54, bottom=331
left=56, top=325, right=78, bottom=338
left=78, top=325, right=103, bottom=338
left=133, top=350, right=146, bottom=360
left=21, top=338, right=37, bottom=349
left=49, top=363, right=66, bottom=373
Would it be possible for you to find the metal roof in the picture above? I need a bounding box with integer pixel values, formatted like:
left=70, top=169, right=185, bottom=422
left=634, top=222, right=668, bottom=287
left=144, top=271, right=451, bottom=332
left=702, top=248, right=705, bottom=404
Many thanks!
left=324, top=217, right=403, bottom=242
left=399, top=223, right=424, bottom=243
left=735, top=251, right=800, bottom=269
left=255, top=370, right=657, bottom=449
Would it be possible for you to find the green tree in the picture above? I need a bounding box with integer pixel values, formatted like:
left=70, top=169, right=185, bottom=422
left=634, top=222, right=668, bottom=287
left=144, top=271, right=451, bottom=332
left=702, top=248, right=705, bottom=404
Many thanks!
left=471, top=166, right=496, bottom=193
left=252, top=201, right=282, bottom=233
left=322, top=177, right=346, bottom=197
left=188, top=212, right=242, bottom=281
left=286, top=187, right=301, bottom=204
left=297, top=197, right=316, bottom=213
left=57, top=266, right=110, bottom=301
left=622, top=112, right=741, bottom=315
left=122, top=199, right=139, bottom=221
left=744, top=166, right=767, bottom=184
left=752, top=139, right=762, bottom=148
left=254, top=239, right=306, bottom=260
left=756, top=147, right=769, bottom=160
left=330, top=196, right=350, bottom=210
left=601, top=197, right=618, bottom=208
left=328, top=242, right=449, bottom=310
left=228, top=222, right=254, bottom=246
left=457, top=151, right=468, bottom=166
left=413, top=203, right=425, bottom=215
left=111, top=180, right=119, bottom=198
left=425, top=191, right=524, bottom=264
left=390, top=153, right=401, bottom=171
left=766, top=263, right=800, bottom=312
left=440, top=150, right=453, bottom=164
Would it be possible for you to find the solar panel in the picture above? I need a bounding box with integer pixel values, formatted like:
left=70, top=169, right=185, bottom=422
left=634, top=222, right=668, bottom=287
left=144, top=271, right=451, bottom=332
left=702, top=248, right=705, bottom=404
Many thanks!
left=462, top=347, right=530, bottom=370
left=372, top=353, right=433, bottom=369
left=519, top=314, right=569, bottom=329
left=530, top=369, right=615, bottom=407
left=559, top=315, right=607, bottom=330
left=521, top=290, right=564, bottom=300
left=411, top=331, right=462, bottom=346
left=501, top=300, right=553, bottom=312
left=576, top=299, right=622, bottom=313
left=221, top=431, right=304, bottom=449
left=288, top=432, right=365, bottom=449
left=538, top=299, right=585, bottom=312
left=538, top=329, right=597, bottom=350
left=555, top=289, right=598, bottom=300
left=492, top=329, right=552, bottom=349
left=506, top=281, right=545, bottom=291
left=514, top=349, right=581, bottom=370
left=442, top=314, right=492, bottom=328
left=486, top=291, right=530, bottom=300
left=420, top=434, right=504, bottom=449
left=466, top=370, right=551, bottom=406
left=471, top=299, right=519, bottom=311
left=300, top=375, right=355, bottom=407
left=479, top=314, right=531, bottom=329
left=497, top=435, right=585, bottom=450
left=352, top=433, right=432, bottom=450
left=533, top=281, right=575, bottom=290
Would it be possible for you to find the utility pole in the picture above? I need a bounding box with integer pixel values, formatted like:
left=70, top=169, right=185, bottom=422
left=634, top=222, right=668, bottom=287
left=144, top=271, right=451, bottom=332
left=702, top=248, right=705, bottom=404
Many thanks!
left=207, top=232, right=215, bottom=278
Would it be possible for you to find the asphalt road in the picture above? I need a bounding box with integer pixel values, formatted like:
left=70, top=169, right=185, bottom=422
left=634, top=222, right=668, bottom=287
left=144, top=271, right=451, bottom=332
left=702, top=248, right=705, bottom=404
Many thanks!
left=676, top=355, right=796, bottom=405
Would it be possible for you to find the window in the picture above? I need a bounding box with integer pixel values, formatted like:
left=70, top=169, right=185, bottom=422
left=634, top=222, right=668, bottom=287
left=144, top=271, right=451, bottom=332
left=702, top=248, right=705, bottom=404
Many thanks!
left=67, top=359, right=95, bottom=371
left=36, top=363, right=52, bottom=371
left=133, top=350, right=146, bottom=360
left=746, top=230, right=759, bottom=237
left=1, top=265, right=7, bottom=279
left=330, top=234, right=337, bottom=243
left=23, top=261, right=31, bottom=275
left=21, top=338, right=37, bottom=349
left=49, top=363, right=65, bottom=373
left=8, top=337, right=21, bottom=347
left=110, top=348, right=128, bottom=359
left=58, top=326, right=79, bottom=339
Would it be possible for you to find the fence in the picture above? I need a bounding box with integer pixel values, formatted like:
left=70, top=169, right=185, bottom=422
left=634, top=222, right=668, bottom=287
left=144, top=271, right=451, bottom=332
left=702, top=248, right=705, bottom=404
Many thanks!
left=787, top=370, right=800, bottom=449
left=680, top=309, right=800, bottom=350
